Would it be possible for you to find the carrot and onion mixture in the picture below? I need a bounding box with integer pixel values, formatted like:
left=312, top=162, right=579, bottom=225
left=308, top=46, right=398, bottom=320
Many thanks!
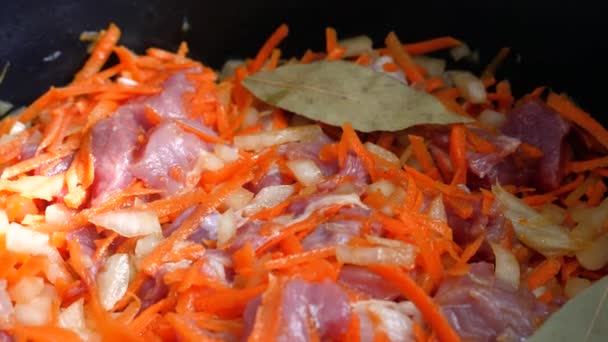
left=0, top=23, right=606, bottom=341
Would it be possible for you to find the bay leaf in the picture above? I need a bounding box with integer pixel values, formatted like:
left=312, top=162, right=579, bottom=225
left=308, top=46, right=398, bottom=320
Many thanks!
left=528, top=275, right=608, bottom=342
left=242, top=60, right=472, bottom=133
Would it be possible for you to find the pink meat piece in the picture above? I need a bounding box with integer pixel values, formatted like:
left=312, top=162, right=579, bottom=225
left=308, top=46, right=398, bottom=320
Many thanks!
left=501, top=99, right=570, bottom=191
left=142, top=72, right=195, bottom=120
left=245, top=168, right=292, bottom=194
left=227, top=220, right=266, bottom=253
left=188, top=211, right=221, bottom=243
left=338, top=265, right=400, bottom=300
left=137, top=273, right=169, bottom=310
left=90, top=109, right=140, bottom=205
left=466, top=130, right=521, bottom=179
left=130, top=121, right=208, bottom=194
left=301, top=219, right=361, bottom=250
left=434, top=262, right=549, bottom=342
left=66, top=226, right=102, bottom=285
left=277, top=279, right=352, bottom=342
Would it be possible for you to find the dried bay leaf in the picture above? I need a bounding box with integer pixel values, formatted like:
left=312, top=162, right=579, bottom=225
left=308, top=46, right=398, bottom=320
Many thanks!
left=528, top=275, right=608, bottom=342
left=242, top=60, right=472, bottom=133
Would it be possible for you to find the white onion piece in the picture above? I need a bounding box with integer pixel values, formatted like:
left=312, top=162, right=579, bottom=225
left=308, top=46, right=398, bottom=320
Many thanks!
left=286, top=159, right=323, bottom=186
left=364, top=142, right=400, bottom=166
left=0, top=280, right=14, bottom=327
left=14, top=284, right=55, bottom=326
left=8, top=276, right=44, bottom=304
left=367, top=180, right=396, bottom=197
left=449, top=43, right=471, bottom=61
left=0, top=209, right=9, bottom=234
left=89, top=209, right=161, bottom=238
left=8, top=121, right=26, bottom=135
left=299, top=194, right=367, bottom=222
left=412, top=55, right=446, bottom=77
left=234, top=125, right=323, bottom=151
left=58, top=298, right=95, bottom=341
left=478, top=109, right=506, bottom=128
left=571, top=198, right=608, bottom=241
left=243, top=185, right=295, bottom=216
left=576, top=234, right=608, bottom=271
left=197, top=150, right=225, bottom=172
left=220, top=59, right=244, bottom=79
left=449, top=71, right=487, bottom=104
left=366, top=235, right=416, bottom=250
left=223, top=187, right=254, bottom=211
left=540, top=203, right=567, bottom=225
left=0, top=174, right=65, bottom=201
left=45, top=203, right=77, bottom=225
left=6, top=223, right=50, bottom=255
left=353, top=300, right=422, bottom=342
left=490, top=242, right=520, bottom=289
left=425, top=195, right=447, bottom=222
left=338, top=35, right=373, bottom=57
left=564, top=277, right=592, bottom=299
left=242, top=107, right=260, bottom=128
left=492, top=185, right=581, bottom=257
left=217, top=209, right=237, bottom=247
left=214, top=144, right=240, bottom=163
left=96, top=253, right=131, bottom=311
left=134, top=234, right=162, bottom=270
left=21, top=214, right=45, bottom=226
left=336, top=245, right=416, bottom=268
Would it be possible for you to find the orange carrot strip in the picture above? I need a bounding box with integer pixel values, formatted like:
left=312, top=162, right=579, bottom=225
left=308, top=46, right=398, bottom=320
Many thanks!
left=385, top=32, right=424, bottom=83
left=279, top=234, right=304, bottom=255
left=250, top=24, right=289, bottom=73
left=424, top=77, right=445, bottom=93
left=256, top=211, right=327, bottom=255
left=458, top=233, right=485, bottom=264
left=481, top=47, right=510, bottom=83
left=449, top=124, right=467, bottom=185
left=165, top=313, right=223, bottom=342
left=465, top=128, right=496, bottom=154
left=233, top=243, right=256, bottom=277
left=370, top=265, right=462, bottom=342
left=522, top=174, right=585, bottom=205
left=74, top=23, right=121, bottom=81
left=129, top=296, right=176, bottom=335
left=326, top=27, right=338, bottom=53
left=114, top=46, right=142, bottom=81
left=547, top=92, right=608, bottom=150
left=13, top=324, right=82, bottom=342
left=248, top=278, right=283, bottom=342
left=587, top=177, right=606, bottom=206
left=403, top=37, right=462, bottom=55
left=265, top=246, right=336, bottom=270
left=342, top=122, right=377, bottom=180
left=177, top=41, right=189, bottom=57
left=408, top=135, right=437, bottom=174
left=527, top=257, right=563, bottom=290
left=355, top=54, right=372, bottom=66
left=1, top=148, right=73, bottom=179
left=266, top=49, right=282, bottom=70
left=271, top=109, right=288, bottom=129
left=568, top=156, right=608, bottom=173
left=325, top=47, right=347, bottom=61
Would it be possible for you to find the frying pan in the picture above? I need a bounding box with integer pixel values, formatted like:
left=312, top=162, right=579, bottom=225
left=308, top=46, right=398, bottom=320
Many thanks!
left=0, top=0, right=607, bottom=122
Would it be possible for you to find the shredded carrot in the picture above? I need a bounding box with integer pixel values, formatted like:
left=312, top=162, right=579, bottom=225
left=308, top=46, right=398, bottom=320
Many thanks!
left=250, top=24, right=289, bottom=73
left=449, top=124, right=467, bottom=185
left=568, top=155, right=608, bottom=173
left=326, top=27, right=338, bottom=53
left=377, top=37, right=461, bottom=55
left=527, top=257, right=563, bottom=290
left=481, top=47, right=510, bottom=83
left=385, top=32, right=424, bottom=84
left=370, top=265, right=462, bottom=342
left=265, top=246, right=336, bottom=270
left=548, top=92, right=608, bottom=150
left=74, top=23, right=121, bottom=81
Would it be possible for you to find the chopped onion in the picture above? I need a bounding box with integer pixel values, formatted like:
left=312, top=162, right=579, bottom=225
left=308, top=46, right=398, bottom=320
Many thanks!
left=0, top=280, right=14, bottom=327
left=0, top=174, right=65, bottom=201
left=490, top=242, right=520, bottom=289
left=364, top=142, right=400, bottom=167
left=425, top=195, right=447, bottom=222
left=576, top=234, right=608, bottom=271
left=366, top=235, right=416, bottom=250
left=449, top=43, right=471, bottom=61
left=96, top=253, right=131, bottom=311
left=492, top=185, right=582, bottom=257
left=299, top=193, right=367, bottom=222
left=243, top=185, right=295, bottom=216
left=353, top=300, right=421, bottom=342
left=6, top=223, right=51, bottom=255
left=21, top=214, right=45, bottom=225
left=338, top=35, right=373, bottom=57
left=45, top=203, right=77, bottom=225
left=0, top=209, right=8, bottom=234
left=448, top=71, right=487, bottom=104
left=117, top=77, right=138, bottom=86
left=198, top=150, right=225, bottom=172
left=223, top=187, right=254, bottom=211
left=367, top=179, right=396, bottom=198
left=540, top=203, right=567, bottom=225
left=8, top=276, right=44, bottom=304
left=14, top=284, right=55, bottom=326
left=220, top=59, right=245, bottom=79
left=564, top=277, right=592, bottom=299
left=336, top=245, right=416, bottom=268
left=412, top=56, right=446, bottom=77
left=214, top=144, right=240, bottom=163
left=58, top=298, right=94, bottom=341
left=571, top=197, right=608, bottom=241
left=478, top=109, right=506, bottom=128
left=134, top=234, right=162, bottom=262
left=286, top=159, right=323, bottom=186
left=234, top=125, right=323, bottom=151
left=217, top=209, right=237, bottom=247
left=89, top=209, right=161, bottom=238
left=242, top=107, right=260, bottom=128
left=9, top=121, right=26, bottom=135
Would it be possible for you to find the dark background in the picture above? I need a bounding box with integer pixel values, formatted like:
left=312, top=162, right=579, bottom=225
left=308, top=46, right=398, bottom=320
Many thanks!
left=0, top=0, right=606, bottom=122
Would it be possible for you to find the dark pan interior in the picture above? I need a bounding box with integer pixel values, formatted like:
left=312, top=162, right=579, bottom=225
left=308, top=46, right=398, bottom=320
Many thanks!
left=0, top=0, right=606, bottom=123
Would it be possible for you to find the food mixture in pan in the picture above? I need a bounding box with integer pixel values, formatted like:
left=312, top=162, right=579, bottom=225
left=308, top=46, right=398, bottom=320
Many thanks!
left=0, top=23, right=606, bottom=341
